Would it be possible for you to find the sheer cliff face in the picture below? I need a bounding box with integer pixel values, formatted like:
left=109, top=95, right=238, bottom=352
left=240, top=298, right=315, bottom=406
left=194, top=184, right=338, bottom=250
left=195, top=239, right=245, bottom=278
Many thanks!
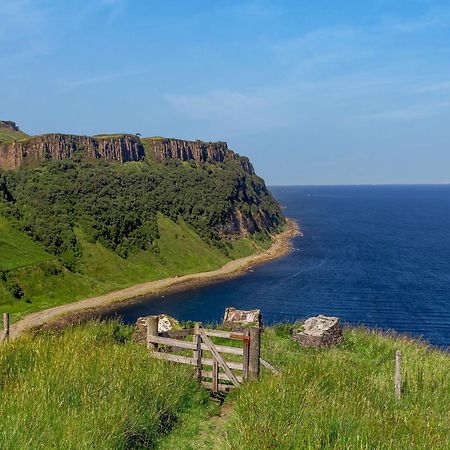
left=0, top=134, right=144, bottom=170
left=145, top=138, right=255, bottom=174
left=0, top=131, right=254, bottom=175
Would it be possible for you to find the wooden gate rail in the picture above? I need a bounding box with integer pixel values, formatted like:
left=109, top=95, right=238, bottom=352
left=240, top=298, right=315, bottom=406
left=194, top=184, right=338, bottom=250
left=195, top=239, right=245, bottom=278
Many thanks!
left=145, top=316, right=259, bottom=393
left=199, top=327, right=240, bottom=386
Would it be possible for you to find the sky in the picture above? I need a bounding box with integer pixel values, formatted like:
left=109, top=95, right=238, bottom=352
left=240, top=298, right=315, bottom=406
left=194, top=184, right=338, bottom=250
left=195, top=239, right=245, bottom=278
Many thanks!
left=1, top=0, right=450, bottom=185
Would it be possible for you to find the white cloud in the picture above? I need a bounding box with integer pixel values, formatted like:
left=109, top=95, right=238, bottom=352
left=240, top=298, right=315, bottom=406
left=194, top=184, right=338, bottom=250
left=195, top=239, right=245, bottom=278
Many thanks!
left=414, top=81, right=450, bottom=93
left=271, top=26, right=368, bottom=70
left=381, top=8, right=450, bottom=34
left=165, top=88, right=293, bottom=134
left=229, top=0, right=283, bottom=19
left=98, top=0, right=127, bottom=24
left=63, top=69, right=147, bottom=90
left=358, top=101, right=450, bottom=121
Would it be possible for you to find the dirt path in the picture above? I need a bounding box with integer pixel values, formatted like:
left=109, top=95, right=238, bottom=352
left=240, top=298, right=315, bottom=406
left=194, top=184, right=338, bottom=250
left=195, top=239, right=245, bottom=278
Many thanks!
left=9, top=220, right=299, bottom=339
left=191, top=401, right=234, bottom=449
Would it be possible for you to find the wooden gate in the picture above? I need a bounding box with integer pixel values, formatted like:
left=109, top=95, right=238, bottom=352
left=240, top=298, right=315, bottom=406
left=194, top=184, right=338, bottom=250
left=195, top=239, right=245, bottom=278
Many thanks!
left=145, top=316, right=261, bottom=392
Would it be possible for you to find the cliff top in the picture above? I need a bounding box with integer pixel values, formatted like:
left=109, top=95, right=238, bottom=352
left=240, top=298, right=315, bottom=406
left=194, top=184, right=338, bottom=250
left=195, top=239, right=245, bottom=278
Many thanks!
left=0, top=121, right=226, bottom=147
left=0, top=121, right=28, bottom=143
left=0, top=122, right=254, bottom=174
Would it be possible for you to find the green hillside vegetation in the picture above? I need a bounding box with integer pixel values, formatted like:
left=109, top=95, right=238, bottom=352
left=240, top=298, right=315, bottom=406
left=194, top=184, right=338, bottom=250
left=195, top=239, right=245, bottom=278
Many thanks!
left=93, top=133, right=138, bottom=139
left=1, top=322, right=448, bottom=449
left=0, top=217, right=54, bottom=270
left=0, top=322, right=209, bottom=449
left=0, top=214, right=252, bottom=321
left=0, top=141, right=284, bottom=322
left=225, top=326, right=450, bottom=449
left=0, top=128, right=28, bottom=143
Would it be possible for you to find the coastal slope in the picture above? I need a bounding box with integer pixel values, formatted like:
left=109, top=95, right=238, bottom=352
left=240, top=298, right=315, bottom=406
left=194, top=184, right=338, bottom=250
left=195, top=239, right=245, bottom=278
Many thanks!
left=0, top=121, right=285, bottom=322
left=9, top=219, right=298, bottom=338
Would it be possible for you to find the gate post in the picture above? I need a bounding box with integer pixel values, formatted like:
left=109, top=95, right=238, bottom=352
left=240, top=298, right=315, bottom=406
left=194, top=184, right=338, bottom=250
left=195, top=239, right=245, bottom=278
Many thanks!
left=193, top=322, right=202, bottom=381
left=243, top=328, right=250, bottom=380
left=248, top=326, right=261, bottom=380
left=3, top=313, right=9, bottom=342
left=146, top=316, right=159, bottom=350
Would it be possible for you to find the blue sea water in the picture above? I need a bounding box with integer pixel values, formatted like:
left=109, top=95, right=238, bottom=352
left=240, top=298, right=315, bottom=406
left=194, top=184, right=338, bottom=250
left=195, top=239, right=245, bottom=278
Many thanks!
left=106, top=185, right=450, bottom=348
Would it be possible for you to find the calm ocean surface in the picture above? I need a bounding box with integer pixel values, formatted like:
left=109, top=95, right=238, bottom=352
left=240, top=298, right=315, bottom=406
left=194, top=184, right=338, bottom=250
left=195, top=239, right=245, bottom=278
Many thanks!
left=105, top=185, right=450, bottom=348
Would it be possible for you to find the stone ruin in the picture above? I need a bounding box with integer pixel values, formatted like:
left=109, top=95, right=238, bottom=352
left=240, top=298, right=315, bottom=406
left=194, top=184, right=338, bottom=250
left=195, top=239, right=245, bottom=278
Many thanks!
left=292, top=315, right=343, bottom=348
left=133, top=314, right=180, bottom=344
left=223, top=307, right=262, bottom=328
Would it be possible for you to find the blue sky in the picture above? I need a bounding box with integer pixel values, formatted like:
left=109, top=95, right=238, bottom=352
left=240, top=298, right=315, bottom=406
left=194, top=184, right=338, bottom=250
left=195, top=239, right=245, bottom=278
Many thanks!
left=1, top=0, right=450, bottom=184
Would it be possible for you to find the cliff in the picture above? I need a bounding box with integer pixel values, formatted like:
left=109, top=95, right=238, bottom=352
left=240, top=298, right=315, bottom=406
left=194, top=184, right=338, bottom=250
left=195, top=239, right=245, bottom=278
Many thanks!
left=0, top=133, right=144, bottom=170
left=0, top=122, right=255, bottom=174
left=144, top=138, right=255, bottom=174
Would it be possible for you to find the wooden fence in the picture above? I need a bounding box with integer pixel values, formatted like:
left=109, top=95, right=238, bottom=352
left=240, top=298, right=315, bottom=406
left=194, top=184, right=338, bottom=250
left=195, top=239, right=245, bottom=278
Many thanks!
left=0, top=311, right=404, bottom=399
left=145, top=316, right=274, bottom=392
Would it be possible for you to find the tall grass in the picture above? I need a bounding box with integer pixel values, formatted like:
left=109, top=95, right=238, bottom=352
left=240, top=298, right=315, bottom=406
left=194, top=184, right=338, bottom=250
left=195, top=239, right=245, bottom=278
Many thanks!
left=0, top=321, right=208, bottom=449
left=225, top=326, right=450, bottom=449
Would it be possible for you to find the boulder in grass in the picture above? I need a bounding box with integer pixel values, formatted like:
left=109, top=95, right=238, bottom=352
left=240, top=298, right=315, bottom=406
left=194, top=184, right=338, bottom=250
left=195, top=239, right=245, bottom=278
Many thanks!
left=133, top=314, right=181, bottom=344
left=223, top=307, right=262, bottom=328
left=292, top=315, right=343, bottom=348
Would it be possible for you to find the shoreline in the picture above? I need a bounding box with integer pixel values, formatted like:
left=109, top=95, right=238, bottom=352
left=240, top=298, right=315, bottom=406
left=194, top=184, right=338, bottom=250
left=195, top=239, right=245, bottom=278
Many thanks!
left=9, top=219, right=300, bottom=338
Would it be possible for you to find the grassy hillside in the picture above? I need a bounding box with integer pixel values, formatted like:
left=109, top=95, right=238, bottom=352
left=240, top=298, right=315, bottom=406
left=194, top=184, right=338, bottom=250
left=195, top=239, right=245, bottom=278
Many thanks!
left=0, top=217, right=54, bottom=270
left=225, top=326, right=450, bottom=449
left=0, top=128, right=28, bottom=143
left=1, top=322, right=448, bottom=449
left=0, top=214, right=265, bottom=322
left=0, top=322, right=209, bottom=449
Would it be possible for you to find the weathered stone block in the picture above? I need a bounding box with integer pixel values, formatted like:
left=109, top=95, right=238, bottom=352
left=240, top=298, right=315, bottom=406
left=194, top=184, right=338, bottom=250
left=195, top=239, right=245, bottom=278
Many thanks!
left=223, top=307, right=261, bottom=328
left=133, top=314, right=180, bottom=344
left=292, top=315, right=343, bottom=348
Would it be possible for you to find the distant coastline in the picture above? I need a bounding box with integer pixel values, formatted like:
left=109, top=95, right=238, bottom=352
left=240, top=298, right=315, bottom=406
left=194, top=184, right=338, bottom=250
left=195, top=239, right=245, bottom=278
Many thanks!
left=10, top=219, right=300, bottom=338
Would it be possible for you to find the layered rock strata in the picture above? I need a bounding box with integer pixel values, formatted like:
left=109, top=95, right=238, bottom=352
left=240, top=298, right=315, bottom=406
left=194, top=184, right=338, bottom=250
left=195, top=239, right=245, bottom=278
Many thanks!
left=145, top=138, right=254, bottom=174
left=0, top=129, right=254, bottom=174
left=0, top=134, right=143, bottom=170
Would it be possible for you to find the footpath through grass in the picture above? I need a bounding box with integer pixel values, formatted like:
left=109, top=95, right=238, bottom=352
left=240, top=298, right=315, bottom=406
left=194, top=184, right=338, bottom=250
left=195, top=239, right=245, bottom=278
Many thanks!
left=1, top=321, right=448, bottom=449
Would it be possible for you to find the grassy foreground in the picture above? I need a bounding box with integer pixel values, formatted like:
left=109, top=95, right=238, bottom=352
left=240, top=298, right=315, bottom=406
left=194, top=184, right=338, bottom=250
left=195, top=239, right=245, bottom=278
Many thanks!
left=226, top=325, right=450, bottom=449
left=0, top=322, right=448, bottom=449
left=0, top=322, right=209, bottom=449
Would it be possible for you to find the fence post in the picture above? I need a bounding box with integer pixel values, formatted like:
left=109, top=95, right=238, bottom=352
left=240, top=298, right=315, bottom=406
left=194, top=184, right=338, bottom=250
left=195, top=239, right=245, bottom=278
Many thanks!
left=243, top=328, right=250, bottom=380
left=146, top=316, right=159, bottom=350
left=395, top=350, right=402, bottom=399
left=212, top=358, right=219, bottom=393
left=3, top=313, right=9, bottom=342
left=193, top=322, right=202, bottom=381
left=248, top=326, right=261, bottom=380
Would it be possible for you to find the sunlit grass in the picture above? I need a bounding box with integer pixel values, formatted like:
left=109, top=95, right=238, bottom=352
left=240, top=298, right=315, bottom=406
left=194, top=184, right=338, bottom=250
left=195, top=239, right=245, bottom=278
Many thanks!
left=0, top=321, right=208, bottom=449
left=225, top=326, right=450, bottom=449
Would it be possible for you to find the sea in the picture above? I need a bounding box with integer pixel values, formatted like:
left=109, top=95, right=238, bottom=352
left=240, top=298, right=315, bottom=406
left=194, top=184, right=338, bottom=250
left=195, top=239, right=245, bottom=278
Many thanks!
left=104, top=185, right=450, bottom=348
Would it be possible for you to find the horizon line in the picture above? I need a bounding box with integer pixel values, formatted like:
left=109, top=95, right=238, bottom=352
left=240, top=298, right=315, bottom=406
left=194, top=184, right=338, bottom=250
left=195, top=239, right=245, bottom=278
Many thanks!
left=268, top=183, right=450, bottom=187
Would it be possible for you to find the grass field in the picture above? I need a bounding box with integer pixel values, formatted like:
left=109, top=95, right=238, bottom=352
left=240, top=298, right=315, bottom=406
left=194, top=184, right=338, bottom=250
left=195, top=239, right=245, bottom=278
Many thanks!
left=0, top=321, right=208, bottom=449
left=225, top=326, right=450, bottom=449
left=0, top=322, right=448, bottom=449
left=0, top=214, right=267, bottom=322
left=0, top=217, right=53, bottom=271
left=0, top=128, right=28, bottom=143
